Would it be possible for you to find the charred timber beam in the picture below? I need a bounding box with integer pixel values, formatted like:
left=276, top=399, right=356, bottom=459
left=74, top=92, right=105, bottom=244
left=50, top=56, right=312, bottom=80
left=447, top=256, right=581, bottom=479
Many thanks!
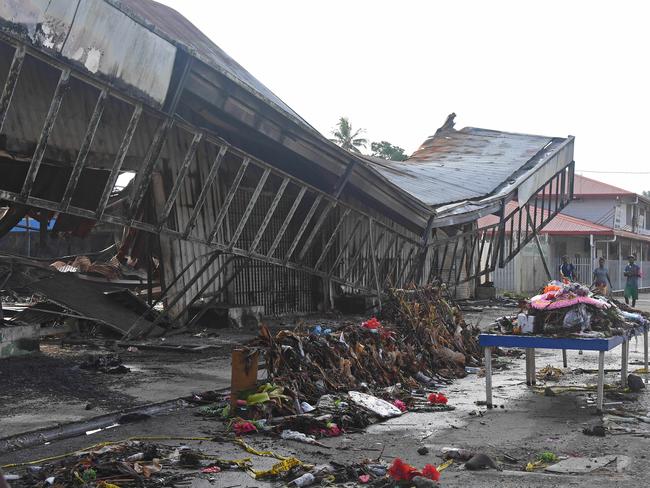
left=267, top=187, right=307, bottom=258
left=21, top=69, right=70, bottom=198
left=158, top=132, right=203, bottom=227
left=0, top=45, right=25, bottom=132
left=61, top=89, right=108, bottom=211
left=314, top=208, right=351, bottom=270
left=284, top=194, right=323, bottom=264
left=183, top=145, right=227, bottom=238
left=354, top=228, right=385, bottom=288
left=96, top=104, right=143, bottom=219
left=249, top=177, right=289, bottom=254
left=208, top=157, right=250, bottom=243
left=368, top=218, right=383, bottom=310
left=229, top=167, right=270, bottom=249
left=341, top=226, right=371, bottom=284
left=327, top=214, right=363, bottom=275
left=128, top=118, right=174, bottom=221
left=385, top=238, right=408, bottom=286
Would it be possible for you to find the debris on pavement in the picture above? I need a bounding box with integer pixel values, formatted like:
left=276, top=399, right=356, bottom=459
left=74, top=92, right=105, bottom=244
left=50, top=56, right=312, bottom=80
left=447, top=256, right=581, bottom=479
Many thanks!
left=491, top=280, right=650, bottom=337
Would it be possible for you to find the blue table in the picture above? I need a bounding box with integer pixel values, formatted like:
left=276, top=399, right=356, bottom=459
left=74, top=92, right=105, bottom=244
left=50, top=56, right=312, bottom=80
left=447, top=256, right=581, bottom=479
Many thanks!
left=479, top=331, right=649, bottom=412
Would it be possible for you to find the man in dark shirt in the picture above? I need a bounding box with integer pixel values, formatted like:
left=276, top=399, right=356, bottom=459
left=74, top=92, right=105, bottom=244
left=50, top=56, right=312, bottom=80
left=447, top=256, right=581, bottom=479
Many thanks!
left=559, top=255, right=576, bottom=282
left=624, top=255, right=641, bottom=307
left=592, top=257, right=612, bottom=295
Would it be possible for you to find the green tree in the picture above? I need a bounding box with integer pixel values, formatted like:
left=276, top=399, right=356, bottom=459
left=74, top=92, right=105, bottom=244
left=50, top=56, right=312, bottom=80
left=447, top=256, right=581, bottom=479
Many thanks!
left=643, top=190, right=650, bottom=197
left=330, top=117, right=367, bottom=153
left=370, top=141, right=408, bottom=161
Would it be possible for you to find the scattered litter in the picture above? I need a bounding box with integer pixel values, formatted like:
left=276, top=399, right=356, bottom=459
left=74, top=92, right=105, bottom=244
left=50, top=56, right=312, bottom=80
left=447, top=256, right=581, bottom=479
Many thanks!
left=348, top=391, right=403, bottom=418
left=464, top=453, right=501, bottom=471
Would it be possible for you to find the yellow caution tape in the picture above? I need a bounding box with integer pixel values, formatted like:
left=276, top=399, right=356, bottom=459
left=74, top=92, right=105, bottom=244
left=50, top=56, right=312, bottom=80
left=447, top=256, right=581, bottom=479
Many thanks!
left=250, top=457, right=303, bottom=479
left=234, top=437, right=291, bottom=460
left=1, top=436, right=212, bottom=469
left=437, top=459, right=453, bottom=472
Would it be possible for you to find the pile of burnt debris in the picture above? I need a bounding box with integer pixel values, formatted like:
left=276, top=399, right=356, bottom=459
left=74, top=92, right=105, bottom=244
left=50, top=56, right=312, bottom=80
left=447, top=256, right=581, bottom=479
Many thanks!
left=0, top=254, right=167, bottom=347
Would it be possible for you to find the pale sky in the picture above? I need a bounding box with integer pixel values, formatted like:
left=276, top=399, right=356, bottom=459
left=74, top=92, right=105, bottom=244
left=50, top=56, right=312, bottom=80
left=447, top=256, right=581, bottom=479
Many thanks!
left=159, top=0, right=650, bottom=194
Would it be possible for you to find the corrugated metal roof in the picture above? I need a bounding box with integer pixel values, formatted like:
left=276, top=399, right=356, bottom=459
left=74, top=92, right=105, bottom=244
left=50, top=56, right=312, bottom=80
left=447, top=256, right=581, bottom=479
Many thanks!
left=115, top=0, right=311, bottom=129
left=572, top=174, right=635, bottom=197
left=363, top=116, right=568, bottom=207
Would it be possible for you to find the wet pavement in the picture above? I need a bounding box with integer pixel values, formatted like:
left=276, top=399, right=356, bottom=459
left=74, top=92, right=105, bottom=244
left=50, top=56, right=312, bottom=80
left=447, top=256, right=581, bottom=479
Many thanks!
left=1, top=297, right=649, bottom=486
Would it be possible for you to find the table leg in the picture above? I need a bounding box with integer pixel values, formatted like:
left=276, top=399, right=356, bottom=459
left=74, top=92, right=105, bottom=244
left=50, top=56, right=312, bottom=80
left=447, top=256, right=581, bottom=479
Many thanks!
left=485, top=346, right=493, bottom=408
left=531, top=348, right=536, bottom=385
left=525, top=348, right=531, bottom=385
left=597, top=350, right=605, bottom=412
left=562, top=349, right=568, bottom=368
left=621, top=338, right=629, bottom=388
left=643, top=330, right=650, bottom=383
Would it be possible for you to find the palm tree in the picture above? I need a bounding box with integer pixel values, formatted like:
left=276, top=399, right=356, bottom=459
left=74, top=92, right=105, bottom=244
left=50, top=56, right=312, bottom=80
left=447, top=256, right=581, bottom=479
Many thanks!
left=330, top=117, right=367, bottom=153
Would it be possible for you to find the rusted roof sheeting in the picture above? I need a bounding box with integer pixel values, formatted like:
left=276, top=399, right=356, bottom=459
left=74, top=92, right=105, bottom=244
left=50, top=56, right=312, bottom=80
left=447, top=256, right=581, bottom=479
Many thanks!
left=113, top=0, right=311, bottom=130
left=0, top=0, right=176, bottom=106
left=367, top=126, right=566, bottom=207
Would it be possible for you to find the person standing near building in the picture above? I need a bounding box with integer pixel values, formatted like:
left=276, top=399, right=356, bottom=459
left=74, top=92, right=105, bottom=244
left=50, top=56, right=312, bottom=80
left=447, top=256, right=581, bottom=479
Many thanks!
left=624, top=254, right=641, bottom=307
left=560, top=255, right=576, bottom=283
left=592, top=257, right=612, bottom=295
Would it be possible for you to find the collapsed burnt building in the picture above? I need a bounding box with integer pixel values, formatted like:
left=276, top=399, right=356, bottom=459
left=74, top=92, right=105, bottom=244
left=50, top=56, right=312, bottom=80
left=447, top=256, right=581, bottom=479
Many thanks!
left=0, top=0, right=575, bottom=338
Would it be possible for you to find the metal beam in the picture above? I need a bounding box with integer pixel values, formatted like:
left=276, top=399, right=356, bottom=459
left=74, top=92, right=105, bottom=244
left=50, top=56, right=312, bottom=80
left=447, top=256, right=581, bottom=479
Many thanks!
left=327, top=214, right=364, bottom=275
left=229, top=167, right=270, bottom=249
left=96, top=104, right=143, bottom=219
left=368, top=218, right=383, bottom=310
left=0, top=45, right=25, bottom=132
left=21, top=69, right=70, bottom=198
left=284, top=194, right=323, bottom=263
left=314, top=208, right=352, bottom=270
left=158, top=132, right=203, bottom=226
left=183, top=145, right=227, bottom=238
left=207, top=157, right=250, bottom=242
left=341, top=226, right=371, bottom=283
left=267, top=187, right=307, bottom=258
left=249, top=177, right=289, bottom=254
left=61, top=89, right=108, bottom=211
left=128, top=118, right=174, bottom=220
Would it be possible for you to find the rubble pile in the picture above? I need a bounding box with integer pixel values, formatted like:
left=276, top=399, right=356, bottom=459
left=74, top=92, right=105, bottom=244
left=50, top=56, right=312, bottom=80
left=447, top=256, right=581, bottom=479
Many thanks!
left=251, top=285, right=481, bottom=411
left=493, top=281, right=650, bottom=337
left=6, top=441, right=184, bottom=487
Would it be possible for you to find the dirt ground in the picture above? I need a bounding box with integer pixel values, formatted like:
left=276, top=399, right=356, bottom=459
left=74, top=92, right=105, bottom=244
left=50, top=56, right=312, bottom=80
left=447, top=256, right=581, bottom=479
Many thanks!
left=1, top=296, right=649, bottom=487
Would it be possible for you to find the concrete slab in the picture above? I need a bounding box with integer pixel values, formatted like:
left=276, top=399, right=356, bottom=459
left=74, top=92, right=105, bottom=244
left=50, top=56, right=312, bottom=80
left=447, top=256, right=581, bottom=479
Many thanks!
left=0, top=324, right=39, bottom=358
left=545, top=455, right=631, bottom=474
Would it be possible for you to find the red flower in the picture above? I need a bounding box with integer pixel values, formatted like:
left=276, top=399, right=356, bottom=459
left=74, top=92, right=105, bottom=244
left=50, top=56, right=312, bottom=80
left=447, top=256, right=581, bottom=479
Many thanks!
left=427, top=393, right=448, bottom=405
left=393, top=399, right=407, bottom=412
left=422, top=464, right=440, bottom=481
left=387, top=458, right=420, bottom=481
left=362, top=317, right=381, bottom=329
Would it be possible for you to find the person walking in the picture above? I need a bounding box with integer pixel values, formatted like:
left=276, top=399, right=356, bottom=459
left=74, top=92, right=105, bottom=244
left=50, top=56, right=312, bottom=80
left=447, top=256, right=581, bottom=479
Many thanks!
left=559, top=255, right=576, bottom=283
left=592, top=257, right=612, bottom=295
left=624, top=254, right=641, bottom=307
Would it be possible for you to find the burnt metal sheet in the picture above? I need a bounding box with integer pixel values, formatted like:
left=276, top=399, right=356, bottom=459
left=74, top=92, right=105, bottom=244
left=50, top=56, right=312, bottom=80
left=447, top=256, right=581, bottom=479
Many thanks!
left=0, top=255, right=164, bottom=336
left=363, top=119, right=570, bottom=207
left=0, top=0, right=176, bottom=106
left=115, top=0, right=309, bottom=128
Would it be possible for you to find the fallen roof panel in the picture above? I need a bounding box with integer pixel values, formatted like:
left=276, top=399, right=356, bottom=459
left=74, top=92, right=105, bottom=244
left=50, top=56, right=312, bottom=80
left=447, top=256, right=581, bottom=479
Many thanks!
left=365, top=122, right=563, bottom=207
